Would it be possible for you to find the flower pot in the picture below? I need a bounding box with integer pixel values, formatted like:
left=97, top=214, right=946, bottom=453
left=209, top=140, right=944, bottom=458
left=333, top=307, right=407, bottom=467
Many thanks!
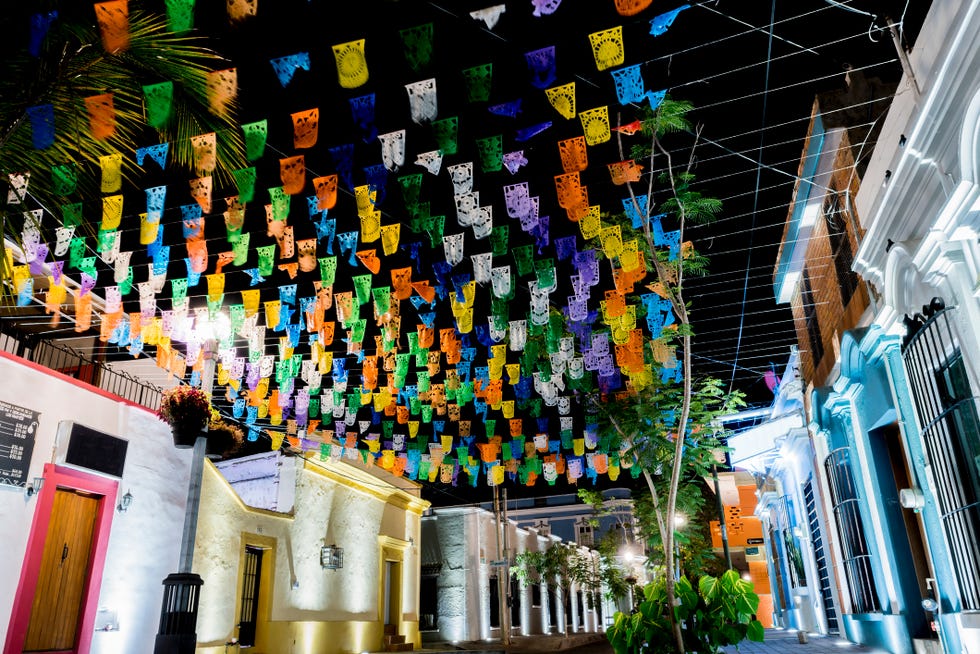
left=171, top=424, right=206, bottom=449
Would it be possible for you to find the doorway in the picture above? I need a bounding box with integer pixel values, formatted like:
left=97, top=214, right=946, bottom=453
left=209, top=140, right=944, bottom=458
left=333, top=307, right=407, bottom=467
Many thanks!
left=23, top=489, right=99, bottom=653
left=383, top=559, right=401, bottom=627
left=5, top=464, right=117, bottom=654
left=238, top=546, right=264, bottom=647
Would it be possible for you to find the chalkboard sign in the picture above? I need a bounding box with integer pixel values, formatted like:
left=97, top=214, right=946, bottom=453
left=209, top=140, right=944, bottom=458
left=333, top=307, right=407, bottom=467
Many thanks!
left=0, top=401, right=40, bottom=487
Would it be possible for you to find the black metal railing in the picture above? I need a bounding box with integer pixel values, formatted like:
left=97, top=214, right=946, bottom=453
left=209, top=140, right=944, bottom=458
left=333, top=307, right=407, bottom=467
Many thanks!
left=1, top=331, right=162, bottom=412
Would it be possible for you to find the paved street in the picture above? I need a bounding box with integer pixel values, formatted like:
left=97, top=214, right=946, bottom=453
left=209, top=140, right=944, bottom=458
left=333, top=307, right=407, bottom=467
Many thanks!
left=409, top=628, right=890, bottom=654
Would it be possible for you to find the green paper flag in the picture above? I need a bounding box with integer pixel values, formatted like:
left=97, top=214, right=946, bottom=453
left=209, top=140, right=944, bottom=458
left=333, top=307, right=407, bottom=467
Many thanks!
left=257, top=244, right=276, bottom=276
left=462, top=64, right=492, bottom=103
left=475, top=134, right=503, bottom=173
left=398, top=174, right=422, bottom=211
left=62, top=203, right=84, bottom=228
left=268, top=187, right=289, bottom=221
left=490, top=225, right=509, bottom=256
left=52, top=164, right=78, bottom=196
left=69, top=237, right=86, bottom=269
left=232, top=232, right=250, bottom=266
left=118, top=267, right=134, bottom=295
left=431, top=117, right=459, bottom=155
left=142, top=82, right=174, bottom=129
left=372, top=286, right=391, bottom=315
left=319, top=256, right=337, bottom=286
left=352, top=274, right=372, bottom=306
left=513, top=245, right=534, bottom=276
left=165, top=0, right=195, bottom=32
left=232, top=167, right=257, bottom=203
left=349, top=318, right=366, bottom=343
left=424, top=215, right=445, bottom=248
left=399, top=23, right=434, bottom=71
left=171, top=278, right=188, bottom=302
left=229, top=304, right=245, bottom=333
left=242, top=120, right=268, bottom=161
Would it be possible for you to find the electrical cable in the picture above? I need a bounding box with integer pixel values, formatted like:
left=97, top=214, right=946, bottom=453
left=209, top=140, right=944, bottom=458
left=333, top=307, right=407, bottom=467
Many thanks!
left=729, top=0, right=777, bottom=396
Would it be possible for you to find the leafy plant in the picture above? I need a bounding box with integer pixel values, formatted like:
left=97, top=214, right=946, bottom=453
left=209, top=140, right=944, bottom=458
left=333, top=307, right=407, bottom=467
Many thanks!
left=607, top=569, right=764, bottom=654
left=157, top=385, right=210, bottom=432
left=207, top=409, right=245, bottom=458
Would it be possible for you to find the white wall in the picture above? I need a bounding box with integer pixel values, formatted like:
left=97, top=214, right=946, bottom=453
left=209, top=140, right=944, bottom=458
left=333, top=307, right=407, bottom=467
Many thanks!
left=0, top=353, right=190, bottom=654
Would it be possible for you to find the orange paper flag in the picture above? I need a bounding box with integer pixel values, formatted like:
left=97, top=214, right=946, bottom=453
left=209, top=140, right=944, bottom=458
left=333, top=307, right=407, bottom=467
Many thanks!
left=84, top=93, right=116, bottom=140
left=313, top=175, right=338, bottom=210
left=292, top=108, right=319, bottom=149
left=94, top=1, right=129, bottom=53
left=280, top=155, right=306, bottom=195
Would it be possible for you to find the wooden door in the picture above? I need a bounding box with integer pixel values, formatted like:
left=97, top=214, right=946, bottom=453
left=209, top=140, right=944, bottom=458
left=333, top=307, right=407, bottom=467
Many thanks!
left=23, top=488, right=99, bottom=653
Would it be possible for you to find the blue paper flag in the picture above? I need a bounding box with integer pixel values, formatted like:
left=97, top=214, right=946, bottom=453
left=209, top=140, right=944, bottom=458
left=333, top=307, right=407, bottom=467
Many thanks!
left=136, top=142, right=169, bottom=168
left=488, top=99, right=522, bottom=118
left=26, top=104, right=54, bottom=149
left=650, top=5, right=691, bottom=37
left=28, top=11, right=58, bottom=58
left=525, top=46, right=557, bottom=89
left=515, top=121, right=552, bottom=142
left=269, top=52, right=310, bottom=87
left=349, top=94, right=378, bottom=143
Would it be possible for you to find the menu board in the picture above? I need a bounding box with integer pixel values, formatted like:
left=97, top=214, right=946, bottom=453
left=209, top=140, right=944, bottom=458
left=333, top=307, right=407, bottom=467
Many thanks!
left=0, top=401, right=39, bottom=487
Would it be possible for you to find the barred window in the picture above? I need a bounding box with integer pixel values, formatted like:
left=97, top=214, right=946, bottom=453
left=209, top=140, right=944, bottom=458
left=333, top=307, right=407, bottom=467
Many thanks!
left=903, top=302, right=980, bottom=609
left=823, top=192, right=860, bottom=307
left=802, top=268, right=824, bottom=367
left=824, top=447, right=881, bottom=613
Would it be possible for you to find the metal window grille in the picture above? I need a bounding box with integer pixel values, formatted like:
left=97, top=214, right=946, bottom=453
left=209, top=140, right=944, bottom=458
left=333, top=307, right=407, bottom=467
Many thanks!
left=824, top=447, right=881, bottom=614
left=902, top=301, right=980, bottom=610
left=803, top=478, right=839, bottom=633
left=802, top=268, right=824, bottom=367
left=823, top=193, right=860, bottom=308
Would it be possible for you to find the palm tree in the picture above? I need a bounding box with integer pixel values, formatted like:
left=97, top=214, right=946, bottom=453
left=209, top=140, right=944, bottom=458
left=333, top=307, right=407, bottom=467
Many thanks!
left=0, top=3, right=244, bottom=295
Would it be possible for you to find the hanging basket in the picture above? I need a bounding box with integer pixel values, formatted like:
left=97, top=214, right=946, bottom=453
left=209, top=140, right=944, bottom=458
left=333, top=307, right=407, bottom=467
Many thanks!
left=171, top=423, right=206, bottom=449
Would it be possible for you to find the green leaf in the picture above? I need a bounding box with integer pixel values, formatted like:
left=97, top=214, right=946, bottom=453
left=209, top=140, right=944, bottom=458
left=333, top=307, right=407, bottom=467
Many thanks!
left=699, top=575, right=719, bottom=602
left=747, top=619, right=765, bottom=642
left=736, top=594, right=756, bottom=617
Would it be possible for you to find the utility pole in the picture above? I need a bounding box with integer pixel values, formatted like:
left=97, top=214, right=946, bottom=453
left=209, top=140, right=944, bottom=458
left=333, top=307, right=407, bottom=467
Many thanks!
left=712, top=463, right=733, bottom=570
left=492, top=484, right=511, bottom=646
left=155, top=339, right=216, bottom=654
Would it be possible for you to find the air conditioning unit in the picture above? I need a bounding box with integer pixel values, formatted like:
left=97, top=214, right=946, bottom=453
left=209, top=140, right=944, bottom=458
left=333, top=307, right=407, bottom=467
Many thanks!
left=54, top=421, right=129, bottom=479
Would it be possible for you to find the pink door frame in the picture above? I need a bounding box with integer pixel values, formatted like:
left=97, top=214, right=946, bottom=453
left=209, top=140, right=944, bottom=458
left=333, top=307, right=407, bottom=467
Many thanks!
left=4, top=463, right=118, bottom=654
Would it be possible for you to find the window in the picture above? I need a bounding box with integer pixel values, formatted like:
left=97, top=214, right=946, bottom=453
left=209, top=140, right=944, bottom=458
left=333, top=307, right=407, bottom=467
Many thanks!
left=825, top=447, right=880, bottom=613
left=802, top=268, right=824, bottom=368
left=903, top=303, right=980, bottom=610
left=532, top=584, right=542, bottom=608
left=576, top=520, right=593, bottom=547
left=823, top=192, right=860, bottom=308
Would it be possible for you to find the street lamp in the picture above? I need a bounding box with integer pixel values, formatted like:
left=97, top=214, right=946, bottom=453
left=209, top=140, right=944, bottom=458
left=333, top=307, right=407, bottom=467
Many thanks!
left=155, top=313, right=227, bottom=654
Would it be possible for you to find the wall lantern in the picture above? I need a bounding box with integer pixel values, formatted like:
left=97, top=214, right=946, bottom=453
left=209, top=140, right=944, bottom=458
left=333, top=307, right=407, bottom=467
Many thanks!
left=24, top=477, right=44, bottom=498
left=117, top=490, right=134, bottom=513
left=320, top=545, right=343, bottom=570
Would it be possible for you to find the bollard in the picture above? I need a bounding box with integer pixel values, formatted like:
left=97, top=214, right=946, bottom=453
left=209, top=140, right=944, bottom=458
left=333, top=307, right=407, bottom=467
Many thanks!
left=798, top=631, right=809, bottom=644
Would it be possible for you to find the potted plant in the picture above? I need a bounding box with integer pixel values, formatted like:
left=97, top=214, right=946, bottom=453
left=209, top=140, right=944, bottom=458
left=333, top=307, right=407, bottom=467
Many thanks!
left=206, top=410, right=245, bottom=460
left=157, top=385, right=211, bottom=448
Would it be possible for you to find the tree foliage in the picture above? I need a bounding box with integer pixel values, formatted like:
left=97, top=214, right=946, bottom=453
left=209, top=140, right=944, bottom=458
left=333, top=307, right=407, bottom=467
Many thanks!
left=0, top=5, right=244, bottom=290
left=607, top=569, right=764, bottom=654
